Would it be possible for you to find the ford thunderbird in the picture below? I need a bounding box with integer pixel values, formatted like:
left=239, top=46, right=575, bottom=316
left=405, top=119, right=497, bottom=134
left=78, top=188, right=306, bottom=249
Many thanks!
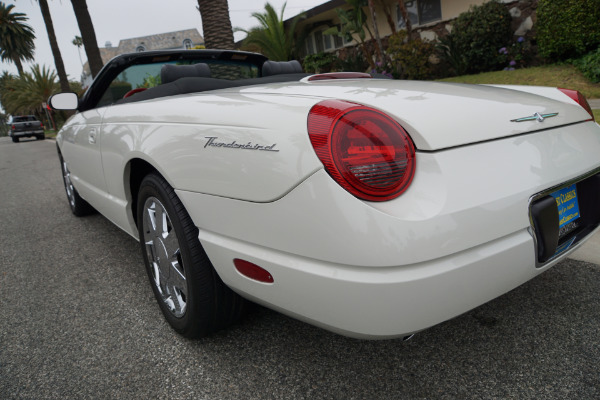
left=49, top=49, right=600, bottom=339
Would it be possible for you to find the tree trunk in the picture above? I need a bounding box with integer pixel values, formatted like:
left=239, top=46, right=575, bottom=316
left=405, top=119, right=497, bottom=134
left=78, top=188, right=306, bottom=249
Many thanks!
left=70, top=0, right=103, bottom=78
left=376, top=0, right=396, bottom=34
left=38, top=0, right=70, bottom=92
left=197, top=0, right=234, bottom=49
left=397, top=0, right=413, bottom=40
left=367, top=0, right=385, bottom=65
left=13, top=57, right=24, bottom=76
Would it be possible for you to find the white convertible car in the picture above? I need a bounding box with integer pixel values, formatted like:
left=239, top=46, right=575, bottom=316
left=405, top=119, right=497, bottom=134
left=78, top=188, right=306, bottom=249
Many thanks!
left=50, top=50, right=600, bottom=339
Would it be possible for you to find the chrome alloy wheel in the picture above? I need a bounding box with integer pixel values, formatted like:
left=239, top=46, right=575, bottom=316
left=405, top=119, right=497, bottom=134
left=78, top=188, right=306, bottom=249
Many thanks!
left=142, top=197, right=188, bottom=318
left=61, top=160, right=76, bottom=208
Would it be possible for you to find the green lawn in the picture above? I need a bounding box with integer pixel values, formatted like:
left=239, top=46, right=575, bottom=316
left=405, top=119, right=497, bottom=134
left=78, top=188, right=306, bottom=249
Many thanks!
left=438, top=64, right=600, bottom=99
left=593, top=109, right=600, bottom=121
left=44, top=129, right=58, bottom=139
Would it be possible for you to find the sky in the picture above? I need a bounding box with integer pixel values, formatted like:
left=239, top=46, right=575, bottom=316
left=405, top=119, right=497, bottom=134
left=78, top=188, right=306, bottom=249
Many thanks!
left=1, top=0, right=328, bottom=81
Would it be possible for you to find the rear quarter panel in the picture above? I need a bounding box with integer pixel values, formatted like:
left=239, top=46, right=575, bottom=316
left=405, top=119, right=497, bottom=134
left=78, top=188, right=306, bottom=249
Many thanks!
left=99, top=92, right=325, bottom=204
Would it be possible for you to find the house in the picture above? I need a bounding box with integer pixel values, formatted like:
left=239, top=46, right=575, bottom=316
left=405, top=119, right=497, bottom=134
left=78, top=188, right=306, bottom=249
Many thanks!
left=82, top=28, right=204, bottom=85
left=290, top=0, right=536, bottom=57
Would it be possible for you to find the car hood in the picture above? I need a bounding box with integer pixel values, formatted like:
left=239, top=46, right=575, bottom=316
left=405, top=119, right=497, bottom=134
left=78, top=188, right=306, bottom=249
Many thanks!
left=236, top=79, right=593, bottom=151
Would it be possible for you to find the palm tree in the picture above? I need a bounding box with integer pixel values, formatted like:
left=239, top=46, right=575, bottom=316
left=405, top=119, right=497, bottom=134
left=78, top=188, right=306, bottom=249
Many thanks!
left=236, top=2, right=304, bottom=61
left=0, top=3, right=35, bottom=75
left=0, top=70, right=16, bottom=116
left=72, top=35, right=83, bottom=66
left=70, top=0, right=103, bottom=78
left=38, top=0, right=70, bottom=92
left=328, top=0, right=380, bottom=69
left=1, top=64, right=59, bottom=116
left=197, top=0, right=234, bottom=49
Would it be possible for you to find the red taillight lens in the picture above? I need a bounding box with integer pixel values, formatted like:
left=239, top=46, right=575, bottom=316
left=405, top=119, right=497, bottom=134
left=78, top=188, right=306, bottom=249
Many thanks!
left=307, top=99, right=416, bottom=202
left=558, top=88, right=595, bottom=121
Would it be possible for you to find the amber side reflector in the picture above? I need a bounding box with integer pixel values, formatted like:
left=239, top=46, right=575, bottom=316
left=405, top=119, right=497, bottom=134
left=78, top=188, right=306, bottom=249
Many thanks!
left=234, top=259, right=274, bottom=283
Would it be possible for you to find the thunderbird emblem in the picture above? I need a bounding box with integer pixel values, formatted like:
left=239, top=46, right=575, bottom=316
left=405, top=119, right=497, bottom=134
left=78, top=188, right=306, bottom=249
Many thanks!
left=511, top=112, right=559, bottom=122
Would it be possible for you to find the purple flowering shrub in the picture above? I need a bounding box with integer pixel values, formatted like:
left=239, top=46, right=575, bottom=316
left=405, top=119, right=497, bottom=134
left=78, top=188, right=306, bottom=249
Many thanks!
left=498, top=37, right=531, bottom=70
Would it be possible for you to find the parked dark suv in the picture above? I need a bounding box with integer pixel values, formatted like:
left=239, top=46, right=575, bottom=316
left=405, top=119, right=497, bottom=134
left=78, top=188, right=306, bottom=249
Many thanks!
left=9, top=115, right=45, bottom=142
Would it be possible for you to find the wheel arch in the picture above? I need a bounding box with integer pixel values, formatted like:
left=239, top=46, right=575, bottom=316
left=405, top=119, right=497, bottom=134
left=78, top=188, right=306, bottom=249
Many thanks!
left=127, top=157, right=162, bottom=228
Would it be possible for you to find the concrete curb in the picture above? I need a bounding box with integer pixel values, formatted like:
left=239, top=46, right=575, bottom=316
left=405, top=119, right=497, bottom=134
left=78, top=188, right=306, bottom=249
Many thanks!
left=588, top=99, right=600, bottom=109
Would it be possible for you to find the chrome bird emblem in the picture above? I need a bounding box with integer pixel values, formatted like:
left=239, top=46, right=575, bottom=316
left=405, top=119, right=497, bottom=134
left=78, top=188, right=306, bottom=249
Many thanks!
left=511, top=112, right=559, bottom=122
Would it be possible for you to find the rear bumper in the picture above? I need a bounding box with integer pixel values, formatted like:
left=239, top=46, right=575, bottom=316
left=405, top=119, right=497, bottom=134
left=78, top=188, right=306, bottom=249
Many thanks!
left=198, top=228, right=537, bottom=338
left=12, top=130, right=44, bottom=137
left=197, top=224, right=597, bottom=339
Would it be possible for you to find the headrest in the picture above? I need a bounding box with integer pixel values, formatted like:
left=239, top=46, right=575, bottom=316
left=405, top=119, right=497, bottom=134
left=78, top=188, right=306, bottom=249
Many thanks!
left=261, top=60, right=303, bottom=76
left=160, top=63, right=211, bottom=84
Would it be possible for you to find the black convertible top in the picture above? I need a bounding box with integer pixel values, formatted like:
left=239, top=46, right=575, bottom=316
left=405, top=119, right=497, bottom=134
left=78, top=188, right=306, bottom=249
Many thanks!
left=118, top=73, right=309, bottom=104
left=79, top=49, right=271, bottom=111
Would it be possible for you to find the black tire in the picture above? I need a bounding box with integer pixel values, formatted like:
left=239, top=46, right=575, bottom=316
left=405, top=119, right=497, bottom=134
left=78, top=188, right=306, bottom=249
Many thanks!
left=12, top=136, right=18, bottom=143
left=136, top=173, right=245, bottom=338
left=37, top=135, right=45, bottom=140
left=58, top=150, right=95, bottom=216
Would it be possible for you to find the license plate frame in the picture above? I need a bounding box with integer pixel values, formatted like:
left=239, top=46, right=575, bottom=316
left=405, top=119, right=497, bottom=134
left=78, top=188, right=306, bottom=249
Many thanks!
left=550, top=183, right=581, bottom=238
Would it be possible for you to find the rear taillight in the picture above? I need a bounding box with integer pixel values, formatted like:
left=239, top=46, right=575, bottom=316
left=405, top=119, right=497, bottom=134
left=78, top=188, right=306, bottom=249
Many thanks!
left=558, top=88, right=595, bottom=121
left=307, top=99, right=416, bottom=202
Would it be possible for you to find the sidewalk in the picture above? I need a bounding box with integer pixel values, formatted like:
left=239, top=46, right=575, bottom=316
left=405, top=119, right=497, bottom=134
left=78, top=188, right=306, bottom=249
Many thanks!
left=570, top=232, right=600, bottom=264
left=588, top=99, right=600, bottom=109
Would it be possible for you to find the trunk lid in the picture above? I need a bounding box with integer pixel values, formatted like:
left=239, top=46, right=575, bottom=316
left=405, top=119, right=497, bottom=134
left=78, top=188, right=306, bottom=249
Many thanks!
left=239, top=80, right=592, bottom=151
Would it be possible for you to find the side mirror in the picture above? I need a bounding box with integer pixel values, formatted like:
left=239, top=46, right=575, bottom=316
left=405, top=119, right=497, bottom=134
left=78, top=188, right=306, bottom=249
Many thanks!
left=48, top=92, right=78, bottom=110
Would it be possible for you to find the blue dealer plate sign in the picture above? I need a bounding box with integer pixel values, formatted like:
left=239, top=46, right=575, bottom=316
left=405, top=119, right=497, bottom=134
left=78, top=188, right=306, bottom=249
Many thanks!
left=551, top=184, right=580, bottom=229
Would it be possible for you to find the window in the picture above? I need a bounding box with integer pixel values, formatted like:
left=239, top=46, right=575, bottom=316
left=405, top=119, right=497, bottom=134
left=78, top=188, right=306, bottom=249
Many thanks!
left=396, top=0, right=441, bottom=29
left=304, top=25, right=349, bottom=56
left=183, top=39, right=192, bottom=49
left=136, top=45, right=146, bottom=52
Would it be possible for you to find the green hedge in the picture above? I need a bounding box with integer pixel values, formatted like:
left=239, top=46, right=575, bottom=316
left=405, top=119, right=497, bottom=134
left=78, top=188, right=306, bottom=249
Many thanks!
left=537, top=0, right=600, bottom=61
left=575, top=48, right=600, bottom=83
left=449, top=1, right=513, bottom=74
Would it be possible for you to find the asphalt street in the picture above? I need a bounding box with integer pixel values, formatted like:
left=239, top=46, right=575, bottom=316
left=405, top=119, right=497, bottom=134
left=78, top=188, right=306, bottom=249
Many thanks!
left=1, top=137, right=599, bottom=399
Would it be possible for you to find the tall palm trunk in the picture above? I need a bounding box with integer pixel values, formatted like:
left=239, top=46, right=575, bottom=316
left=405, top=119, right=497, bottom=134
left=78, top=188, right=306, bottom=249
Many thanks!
left=375, top=0, right=396, bottom=35
left=70, top=0, right=103, bottom=78
left=13, top=58, right=24, bottom=76
left=367, top=0, right=384, bottom=65
left=397, top=0, right=413, bottom=40
left=197, top=0, right=234, bottom=49
left=38, top=0, right=70, bottom=92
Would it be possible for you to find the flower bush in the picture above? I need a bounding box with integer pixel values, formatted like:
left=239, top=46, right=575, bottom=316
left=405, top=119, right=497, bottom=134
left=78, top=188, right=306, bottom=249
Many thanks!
left=498, top=37, right=531, bottom=70
left=303, top=52, right=340, bottom=73
left=387, top=31, right=436, bottom=80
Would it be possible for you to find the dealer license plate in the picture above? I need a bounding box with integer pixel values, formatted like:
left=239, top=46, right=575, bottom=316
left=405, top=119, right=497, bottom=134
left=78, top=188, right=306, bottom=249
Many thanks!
left=550, top=184, right=581, bottom=238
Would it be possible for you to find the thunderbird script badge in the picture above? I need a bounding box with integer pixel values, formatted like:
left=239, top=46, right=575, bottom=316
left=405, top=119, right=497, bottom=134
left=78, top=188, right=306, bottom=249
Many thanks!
left=204, top=136, right=279, bottom=152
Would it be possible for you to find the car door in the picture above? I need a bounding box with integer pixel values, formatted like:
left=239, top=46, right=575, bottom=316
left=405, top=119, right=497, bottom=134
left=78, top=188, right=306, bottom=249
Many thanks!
left=60, top=106, right=109, bottom=211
